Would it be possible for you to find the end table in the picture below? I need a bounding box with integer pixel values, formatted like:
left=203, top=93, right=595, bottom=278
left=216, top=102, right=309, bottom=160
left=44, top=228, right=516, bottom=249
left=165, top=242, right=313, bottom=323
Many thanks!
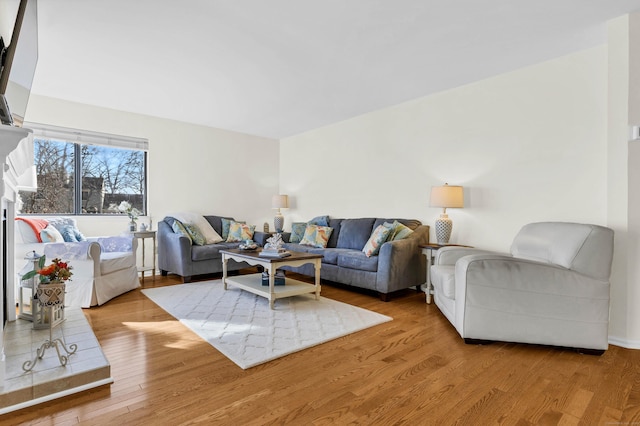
left=133, top=230, right=157, bottom=285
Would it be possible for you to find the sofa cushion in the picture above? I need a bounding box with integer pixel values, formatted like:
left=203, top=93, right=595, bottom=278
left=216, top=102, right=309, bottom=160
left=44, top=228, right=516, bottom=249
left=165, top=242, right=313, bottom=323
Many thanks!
left=336, top=218, right=376, bottom=250
left=300, top=225, right=333, bottom=248
left=100, top=251, right=136, bottom=275
left=321, top=248, right=353, bottom=265
left=431, top=265, right=455, bottom=299
left=337, top=251, right=379, bottom=272
left=362, top=224, right=393, bottom=257
left=327, top=218, right=342, bottom=248
left=283, top=243, right=315, bottom=253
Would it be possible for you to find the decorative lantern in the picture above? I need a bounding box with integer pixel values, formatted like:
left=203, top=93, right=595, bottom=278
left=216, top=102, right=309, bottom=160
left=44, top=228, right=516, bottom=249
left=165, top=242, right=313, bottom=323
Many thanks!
left=18, top=250, right=65, bottom=329
left=17, top=250, right=42, bottom=322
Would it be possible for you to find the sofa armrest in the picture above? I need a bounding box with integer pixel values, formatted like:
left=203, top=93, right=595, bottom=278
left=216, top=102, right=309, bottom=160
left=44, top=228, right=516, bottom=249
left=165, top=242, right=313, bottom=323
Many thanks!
left=157, top=220, right=193, bottom=276
left=434, top=246, right=504, bottom=266
left=376, top=225, right=430, bottom=293
left=43, top=241, right=97, bottom=260
left=87, top=235, right=137, bottom=253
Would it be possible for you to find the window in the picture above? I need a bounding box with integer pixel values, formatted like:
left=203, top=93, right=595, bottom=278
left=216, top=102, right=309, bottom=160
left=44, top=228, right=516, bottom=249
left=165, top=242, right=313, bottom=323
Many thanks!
left=18, top=124, right=148, bottom=215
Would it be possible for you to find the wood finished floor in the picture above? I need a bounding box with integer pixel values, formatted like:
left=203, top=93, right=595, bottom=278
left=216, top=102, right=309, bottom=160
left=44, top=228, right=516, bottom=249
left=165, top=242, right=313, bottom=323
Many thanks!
left=4, top=271, right=640, bottom=425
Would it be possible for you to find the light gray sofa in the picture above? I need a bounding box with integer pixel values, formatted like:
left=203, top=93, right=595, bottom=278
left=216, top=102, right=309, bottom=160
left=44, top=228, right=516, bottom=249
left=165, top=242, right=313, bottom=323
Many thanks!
left=158, top=215, right=270, bottom=282
left=280, top=217, right=429, bottom=301
left=430, top=222, right=614, bottom=353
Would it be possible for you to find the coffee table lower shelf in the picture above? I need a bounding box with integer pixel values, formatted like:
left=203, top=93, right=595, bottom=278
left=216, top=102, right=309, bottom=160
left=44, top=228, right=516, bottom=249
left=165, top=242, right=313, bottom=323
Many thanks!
left=224, top=274, right=319, bottom=305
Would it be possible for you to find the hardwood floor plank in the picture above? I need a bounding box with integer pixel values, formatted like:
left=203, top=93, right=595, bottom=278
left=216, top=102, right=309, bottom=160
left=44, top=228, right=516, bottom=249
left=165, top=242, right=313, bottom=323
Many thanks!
left=4, top=273, right=640, bottom=425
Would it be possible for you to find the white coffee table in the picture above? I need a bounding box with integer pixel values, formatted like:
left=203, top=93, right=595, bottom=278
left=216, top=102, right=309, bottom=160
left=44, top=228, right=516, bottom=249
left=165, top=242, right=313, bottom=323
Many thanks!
left=221, top=249, right=323, bottom=309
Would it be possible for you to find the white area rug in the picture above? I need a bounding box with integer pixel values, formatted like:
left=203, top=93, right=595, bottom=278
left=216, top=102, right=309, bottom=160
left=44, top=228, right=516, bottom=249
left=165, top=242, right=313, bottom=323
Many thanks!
left=141, top=280, right=392, bottom=369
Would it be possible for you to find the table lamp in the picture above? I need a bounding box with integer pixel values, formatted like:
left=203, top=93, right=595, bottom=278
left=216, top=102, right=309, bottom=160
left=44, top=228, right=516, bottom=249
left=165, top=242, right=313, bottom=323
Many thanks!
left=272, top=194, right=289, bottom=233
left=429, top=183, right=464, bottom=244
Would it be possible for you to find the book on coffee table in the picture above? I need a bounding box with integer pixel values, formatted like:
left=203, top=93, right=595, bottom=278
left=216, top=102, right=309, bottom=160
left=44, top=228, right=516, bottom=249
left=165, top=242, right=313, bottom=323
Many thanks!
left=259, top=250, right=291, bottom=258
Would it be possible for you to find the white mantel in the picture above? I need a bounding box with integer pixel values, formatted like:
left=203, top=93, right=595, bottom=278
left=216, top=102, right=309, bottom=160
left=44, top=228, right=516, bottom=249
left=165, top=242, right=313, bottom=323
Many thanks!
left=0, top=124, right=33, bottom=387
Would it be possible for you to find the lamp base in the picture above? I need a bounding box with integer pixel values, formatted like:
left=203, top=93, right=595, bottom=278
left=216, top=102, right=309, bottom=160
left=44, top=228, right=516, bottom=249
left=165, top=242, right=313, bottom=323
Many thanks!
left=274, top=213, right=284, bottom=233
left=435, top=214, right=453, bottom=245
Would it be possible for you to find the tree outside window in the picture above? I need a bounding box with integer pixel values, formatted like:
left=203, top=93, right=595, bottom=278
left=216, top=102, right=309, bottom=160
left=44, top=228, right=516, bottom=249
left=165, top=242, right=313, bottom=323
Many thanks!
left=19, top=138, right=147, bottom=215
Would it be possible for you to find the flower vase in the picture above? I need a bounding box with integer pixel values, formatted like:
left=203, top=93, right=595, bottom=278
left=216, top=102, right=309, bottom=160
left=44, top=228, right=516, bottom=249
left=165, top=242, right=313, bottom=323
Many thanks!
left=36, top=281, right=65, bottom=307
left=129, top=221, right=137, bottom=232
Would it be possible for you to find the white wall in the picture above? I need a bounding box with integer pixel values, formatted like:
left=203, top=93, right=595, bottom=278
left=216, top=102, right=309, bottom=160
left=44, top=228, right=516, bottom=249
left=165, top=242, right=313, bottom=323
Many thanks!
left=281, top=46, right=608, bottom=253
left=23, top=94, right=280, bottom=239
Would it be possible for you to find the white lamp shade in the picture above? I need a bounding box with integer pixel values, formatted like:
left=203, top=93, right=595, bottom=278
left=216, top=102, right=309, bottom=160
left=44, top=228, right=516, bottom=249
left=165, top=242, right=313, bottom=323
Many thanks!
left=272, top=194, right=289, bottom=209
left=429, top=184, right=464, bottom=208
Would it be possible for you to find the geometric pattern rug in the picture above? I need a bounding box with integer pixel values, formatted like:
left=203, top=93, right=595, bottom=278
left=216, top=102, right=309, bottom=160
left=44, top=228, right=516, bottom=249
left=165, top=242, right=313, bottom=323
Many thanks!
left=141, top=280, right=392, bottom=369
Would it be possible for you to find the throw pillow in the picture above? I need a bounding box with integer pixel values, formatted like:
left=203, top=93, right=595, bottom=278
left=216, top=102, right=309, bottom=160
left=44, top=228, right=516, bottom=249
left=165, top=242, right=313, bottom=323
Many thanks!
left=59, top=224, right=80, bottom=242
left=183, top=223, right=206, bottom=245
left=362, top=224, right=393, bottom=257
left=226, top=221, right=256, bottom=242
left=387, top=220, right=414, bottom=241
left=289, top=222, right=307, bottom=243
left=172, top=220, right=193, bottom=244
left=221, top=218, right=246, bottom=240
left=300, top=224, right=333, bottom=248
left=308, top=215, right=330, bottom=227
left=15, top=217, right=49, bottom=243
left=40, top=225, right=65, bottom=243
left=171, top=212, right=223, bottom=244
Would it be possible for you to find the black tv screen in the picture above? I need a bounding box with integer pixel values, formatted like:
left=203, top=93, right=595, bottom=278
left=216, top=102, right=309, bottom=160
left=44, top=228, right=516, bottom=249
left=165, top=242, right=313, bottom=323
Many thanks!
left=0, top=0, right=38, bottom=126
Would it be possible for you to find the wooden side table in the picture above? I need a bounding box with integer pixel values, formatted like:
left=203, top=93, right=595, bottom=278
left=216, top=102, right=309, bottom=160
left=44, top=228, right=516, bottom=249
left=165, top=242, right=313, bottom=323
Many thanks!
left=420, top=243, right=471, bottom=304
left=133, top=230, right=157, bottom=284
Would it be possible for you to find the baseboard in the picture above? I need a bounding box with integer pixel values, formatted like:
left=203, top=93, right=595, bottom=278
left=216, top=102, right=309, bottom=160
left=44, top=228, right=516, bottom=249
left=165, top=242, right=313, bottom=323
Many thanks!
left=608, top=335, right=640, bottom=349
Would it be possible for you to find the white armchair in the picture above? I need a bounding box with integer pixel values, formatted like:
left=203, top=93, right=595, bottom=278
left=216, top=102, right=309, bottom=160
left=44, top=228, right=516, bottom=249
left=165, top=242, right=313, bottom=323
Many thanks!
left=430, top=222, right=614, bottom=353
left=15, top=217, right=140, bottom=308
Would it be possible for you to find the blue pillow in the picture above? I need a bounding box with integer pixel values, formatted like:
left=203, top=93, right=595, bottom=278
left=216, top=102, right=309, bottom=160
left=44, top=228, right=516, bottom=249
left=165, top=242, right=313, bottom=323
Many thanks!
left=308, top=215, right=330, bottom=227
left=290, top=222, right=307, bottom=243
left=59, top=225, right=79, bottom=242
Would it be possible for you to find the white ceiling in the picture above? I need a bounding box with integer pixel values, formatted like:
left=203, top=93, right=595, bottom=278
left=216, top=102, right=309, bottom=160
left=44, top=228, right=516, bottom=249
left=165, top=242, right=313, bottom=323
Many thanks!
left=30, top=0, right=640, bottom=139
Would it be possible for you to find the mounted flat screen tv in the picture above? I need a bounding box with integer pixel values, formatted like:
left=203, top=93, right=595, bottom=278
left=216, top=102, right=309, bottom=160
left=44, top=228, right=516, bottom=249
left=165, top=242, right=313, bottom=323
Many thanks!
left=0, top=0, right=38, bottom=126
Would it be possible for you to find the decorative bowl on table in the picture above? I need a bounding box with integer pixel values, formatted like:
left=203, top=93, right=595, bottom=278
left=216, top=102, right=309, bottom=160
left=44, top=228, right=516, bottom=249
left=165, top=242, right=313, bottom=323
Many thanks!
left=239, top=242, right=258, bottom=251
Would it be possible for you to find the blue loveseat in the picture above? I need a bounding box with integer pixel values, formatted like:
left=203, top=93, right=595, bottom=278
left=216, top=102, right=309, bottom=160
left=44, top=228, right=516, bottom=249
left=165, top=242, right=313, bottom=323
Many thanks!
left=158, top=215, right=270, bottom=282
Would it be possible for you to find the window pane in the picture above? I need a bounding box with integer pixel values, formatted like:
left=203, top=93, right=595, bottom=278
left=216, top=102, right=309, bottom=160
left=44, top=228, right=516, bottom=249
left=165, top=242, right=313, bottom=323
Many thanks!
left=19, top=139, right=75, bottom=214
left=82, top=145, right=146, bottom=214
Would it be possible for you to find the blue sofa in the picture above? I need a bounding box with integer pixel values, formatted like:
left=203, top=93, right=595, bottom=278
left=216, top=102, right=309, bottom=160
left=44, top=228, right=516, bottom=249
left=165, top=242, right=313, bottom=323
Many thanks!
left=158, top=215, right=270, bottom=283
left=280, top=217, right=429, bottom=301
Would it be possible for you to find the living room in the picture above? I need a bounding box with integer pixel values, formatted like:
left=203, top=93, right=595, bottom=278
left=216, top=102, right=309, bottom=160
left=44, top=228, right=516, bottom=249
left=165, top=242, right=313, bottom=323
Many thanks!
left=3, top=0, right=640, bottom=423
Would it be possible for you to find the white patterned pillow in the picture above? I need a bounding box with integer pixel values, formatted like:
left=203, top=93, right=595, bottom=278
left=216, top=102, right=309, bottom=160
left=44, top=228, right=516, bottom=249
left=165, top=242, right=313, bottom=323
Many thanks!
left=300, top=225, right=333, bottom=248
left=171, top=212, right=223, bottom=244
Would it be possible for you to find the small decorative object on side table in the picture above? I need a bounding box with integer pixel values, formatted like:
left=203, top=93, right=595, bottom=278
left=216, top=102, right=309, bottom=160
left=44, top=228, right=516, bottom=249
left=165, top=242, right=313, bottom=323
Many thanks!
left=420, top=243, right=472, bottom=304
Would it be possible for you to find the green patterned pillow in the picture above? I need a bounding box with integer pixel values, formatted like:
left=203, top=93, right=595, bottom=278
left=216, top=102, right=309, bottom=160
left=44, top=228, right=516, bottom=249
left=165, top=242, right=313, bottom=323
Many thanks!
left=300, top=224, right=333, bottom=248
left=362, top=224, right=393, bottom=257
left=183, top=223, right=206, bottom=245
left=290, top=222, right=307, bottom=243
left=226, top=221, right=256, bottom=242
left=389, top=220, right=413, bottom=241
left=172, top=220, right=193, bottom=244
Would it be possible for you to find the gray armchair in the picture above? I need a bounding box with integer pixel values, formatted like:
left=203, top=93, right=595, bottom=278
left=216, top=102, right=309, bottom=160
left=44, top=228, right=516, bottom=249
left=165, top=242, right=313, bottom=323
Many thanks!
left=430, top=222, right=614, bottom=353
